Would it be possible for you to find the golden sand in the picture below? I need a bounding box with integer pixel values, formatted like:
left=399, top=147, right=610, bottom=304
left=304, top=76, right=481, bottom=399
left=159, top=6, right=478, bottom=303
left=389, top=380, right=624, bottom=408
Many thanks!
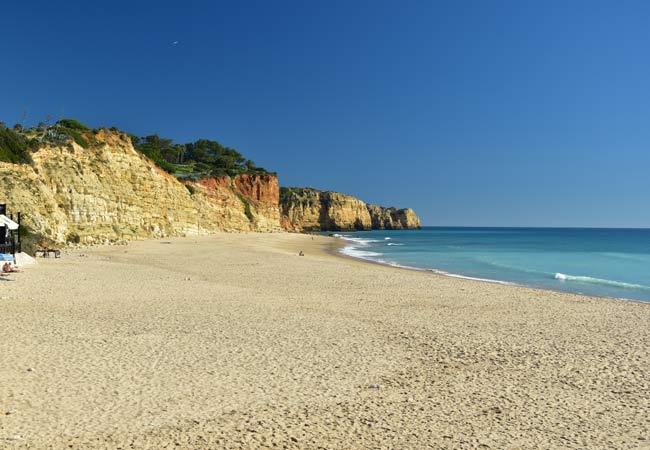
left=1, top=233, right=649, bottom=449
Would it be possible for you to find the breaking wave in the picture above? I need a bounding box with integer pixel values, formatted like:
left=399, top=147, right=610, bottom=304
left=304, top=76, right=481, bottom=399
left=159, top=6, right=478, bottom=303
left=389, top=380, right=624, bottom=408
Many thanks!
left=341, top=247, right=383, bottom=259
left=428, top=269, right=514, bottom=285
left=334, top=234, right=385, bottom=260
left=554, top=273, right=650, bottom=290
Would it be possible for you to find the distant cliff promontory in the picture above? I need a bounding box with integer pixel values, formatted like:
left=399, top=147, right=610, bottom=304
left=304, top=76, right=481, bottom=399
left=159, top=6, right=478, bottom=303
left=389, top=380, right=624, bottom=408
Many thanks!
left=280, top=187, right=421, bottom=232
left=0, top=120, right=420, bottom=247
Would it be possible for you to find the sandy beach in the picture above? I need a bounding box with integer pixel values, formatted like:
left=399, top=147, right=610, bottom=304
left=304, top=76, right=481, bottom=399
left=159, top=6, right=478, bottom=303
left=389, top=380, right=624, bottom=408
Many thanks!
left=1, top=233, right=649, bottom=449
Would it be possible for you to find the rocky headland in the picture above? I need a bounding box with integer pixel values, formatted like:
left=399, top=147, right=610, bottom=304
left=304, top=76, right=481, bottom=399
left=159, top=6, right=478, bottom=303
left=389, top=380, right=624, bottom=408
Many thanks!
left=280, top=187, right=421, bottom=232
left=0, top=124, right=420, bottom=247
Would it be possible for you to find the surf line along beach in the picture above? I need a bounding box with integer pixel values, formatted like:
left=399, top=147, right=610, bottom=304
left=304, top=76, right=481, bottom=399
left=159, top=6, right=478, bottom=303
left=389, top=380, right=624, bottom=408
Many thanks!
left=1, top=233, right=648, bottom=449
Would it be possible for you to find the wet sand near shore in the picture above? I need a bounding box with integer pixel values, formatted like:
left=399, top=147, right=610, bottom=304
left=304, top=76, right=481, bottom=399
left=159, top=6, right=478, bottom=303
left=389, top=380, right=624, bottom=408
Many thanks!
left=1, top=233, right=649, bottom=449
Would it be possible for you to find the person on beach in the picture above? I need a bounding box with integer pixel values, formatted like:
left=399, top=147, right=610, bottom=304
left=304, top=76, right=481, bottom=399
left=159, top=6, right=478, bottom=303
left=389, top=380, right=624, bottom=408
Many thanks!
left=2, top=262, right=18, bottom=273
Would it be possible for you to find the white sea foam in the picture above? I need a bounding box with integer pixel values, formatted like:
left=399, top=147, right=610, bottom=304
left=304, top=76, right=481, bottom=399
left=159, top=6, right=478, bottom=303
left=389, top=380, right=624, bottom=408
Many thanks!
left=384, top=261, right=423, bottom=270
left=329, top=230, right=650, bottom=302
left=334, top=233, right=390, bottom=263
left=340, top=245, right=383, bottom=259
left=333, top=234, right=382, bottom=245
left=429, top=269, right=515, bottom=285
left=336, top=235, right=514, bottom=286
left=343, top=237, right=383, bottom=245
left=554, top=273, right=650, bottom=290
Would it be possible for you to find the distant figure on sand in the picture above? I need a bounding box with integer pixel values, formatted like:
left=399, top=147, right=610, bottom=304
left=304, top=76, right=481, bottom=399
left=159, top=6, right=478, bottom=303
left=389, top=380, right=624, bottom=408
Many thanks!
left=298, top=251, right=304, bottom=256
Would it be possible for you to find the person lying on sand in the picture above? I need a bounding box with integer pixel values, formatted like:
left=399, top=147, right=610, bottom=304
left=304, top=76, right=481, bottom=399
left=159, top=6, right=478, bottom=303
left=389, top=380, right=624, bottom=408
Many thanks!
left=2, top=262, right=19, bottom=273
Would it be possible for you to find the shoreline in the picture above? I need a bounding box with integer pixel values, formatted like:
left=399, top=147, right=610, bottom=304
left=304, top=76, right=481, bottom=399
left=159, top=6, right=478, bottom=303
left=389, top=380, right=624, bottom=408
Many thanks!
left=335, top=243, right=650, bottom=305
left=329, top=233, right=650, bottom=305
left=2, top=233, right=649, bottom=449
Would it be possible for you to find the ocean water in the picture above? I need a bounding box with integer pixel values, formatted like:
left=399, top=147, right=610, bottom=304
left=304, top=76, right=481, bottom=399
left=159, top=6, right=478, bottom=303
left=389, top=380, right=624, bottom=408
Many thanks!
left=334, top=227, right=650, bottom=302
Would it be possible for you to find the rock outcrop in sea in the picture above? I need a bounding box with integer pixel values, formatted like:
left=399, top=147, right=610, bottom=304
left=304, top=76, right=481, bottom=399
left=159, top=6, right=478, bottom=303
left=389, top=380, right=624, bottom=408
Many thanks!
left=279, top=188, right=421, bottom=232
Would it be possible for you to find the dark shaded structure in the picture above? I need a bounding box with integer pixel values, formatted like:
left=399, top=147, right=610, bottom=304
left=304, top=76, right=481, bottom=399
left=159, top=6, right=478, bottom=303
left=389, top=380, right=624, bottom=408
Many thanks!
left=0, top=204, right=21, bottom=255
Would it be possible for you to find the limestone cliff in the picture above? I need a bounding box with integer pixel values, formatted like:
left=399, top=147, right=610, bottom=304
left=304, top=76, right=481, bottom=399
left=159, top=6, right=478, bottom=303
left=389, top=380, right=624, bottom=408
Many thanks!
left=0, top=130, right=282, bottom=246
left=280, top=188, right=421, bottom=232
left=366, top=205, right=422, bottom=230
left=189, top=173, right=281, bottom=233
left=0, top=127, right=420, bottom=246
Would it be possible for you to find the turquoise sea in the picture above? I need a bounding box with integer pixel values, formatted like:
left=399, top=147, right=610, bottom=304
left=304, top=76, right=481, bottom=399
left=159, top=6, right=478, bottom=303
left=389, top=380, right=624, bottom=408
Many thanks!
left=334, top=227, right=650, bottom=302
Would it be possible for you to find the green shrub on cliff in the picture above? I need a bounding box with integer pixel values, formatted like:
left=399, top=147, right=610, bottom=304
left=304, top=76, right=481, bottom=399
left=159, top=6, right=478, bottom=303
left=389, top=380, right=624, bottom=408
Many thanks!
left=62, top=129, right=89, bottom=148
left=53, top=119, right=96, bottom=149
left=57, top=119, right=91, bottom=132
left=280, top=187, right=312, bottom=202
left=0, top=117, right=97, bottom=163
left=13, top=118, right=96, bottom=150
left=236, top=193, right=254, bottom=222
left=130, top=135, right=178, bottom=172
left=131, top=134, right=271, bottom=179
left=0, top=127, right=33, bottom=163
left=0, top=116, right=273, bottom=177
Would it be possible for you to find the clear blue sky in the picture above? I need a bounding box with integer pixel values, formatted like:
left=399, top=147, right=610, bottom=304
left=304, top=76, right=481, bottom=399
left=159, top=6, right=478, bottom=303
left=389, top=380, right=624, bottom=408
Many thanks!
left=2, top=1, right=649, bottom=227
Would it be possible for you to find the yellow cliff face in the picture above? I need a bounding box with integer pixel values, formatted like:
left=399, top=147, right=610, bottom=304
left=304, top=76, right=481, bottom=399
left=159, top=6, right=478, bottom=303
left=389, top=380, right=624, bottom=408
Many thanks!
left=280, top=189, right=323, bottom=231
left=0, top=130, right=282, bottom=245
left=0, top=129, right=420, bottom=245
left=398, top=208, right=421, bottom=229
left=320, top=191, right=373, bottom=231
left=280, top=188, right=421, bottom=232
left=187, top=174, right=281, bottom=233
left=280, top=189, right=372, bottom=232
left=366, top=205, right=422, bottom=230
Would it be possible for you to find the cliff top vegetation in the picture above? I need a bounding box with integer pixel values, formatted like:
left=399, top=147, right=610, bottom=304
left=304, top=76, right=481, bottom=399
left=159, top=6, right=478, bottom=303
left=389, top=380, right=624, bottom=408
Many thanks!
left=280, top=187, right=350, bottom=202
left=0, top=125, right=33, bottom=164
left=0, top=118, right=270, bottom=179
left=130, top=134, right=270, bottom=179
left=280, top=187, right=314, bottom=202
